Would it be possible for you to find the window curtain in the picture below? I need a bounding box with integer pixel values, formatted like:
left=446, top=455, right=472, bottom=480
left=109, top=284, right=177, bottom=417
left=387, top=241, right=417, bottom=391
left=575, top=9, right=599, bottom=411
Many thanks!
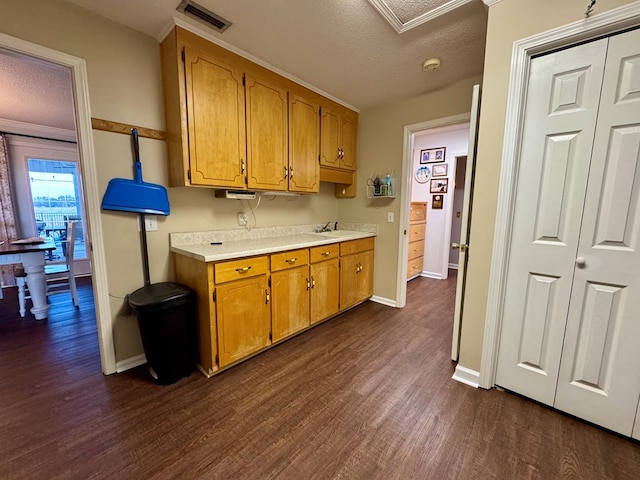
left=0, top=133, right=18, bottom=287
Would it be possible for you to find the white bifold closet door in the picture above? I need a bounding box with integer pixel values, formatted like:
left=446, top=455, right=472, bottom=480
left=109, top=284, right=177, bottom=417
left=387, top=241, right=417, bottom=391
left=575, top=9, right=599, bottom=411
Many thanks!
left=496, top=28, right=640, bottom=437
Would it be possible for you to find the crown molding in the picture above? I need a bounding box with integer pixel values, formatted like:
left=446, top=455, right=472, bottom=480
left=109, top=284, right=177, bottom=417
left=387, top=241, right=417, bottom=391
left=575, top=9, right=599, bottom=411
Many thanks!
left=367, top=0, right=476, bottom=33
left=482, top=0, right=503, bottom=6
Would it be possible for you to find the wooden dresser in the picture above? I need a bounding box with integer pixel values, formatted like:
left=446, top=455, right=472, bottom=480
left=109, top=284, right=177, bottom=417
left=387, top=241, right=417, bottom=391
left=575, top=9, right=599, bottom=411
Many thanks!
left=407, top=202, right=427, bottom=279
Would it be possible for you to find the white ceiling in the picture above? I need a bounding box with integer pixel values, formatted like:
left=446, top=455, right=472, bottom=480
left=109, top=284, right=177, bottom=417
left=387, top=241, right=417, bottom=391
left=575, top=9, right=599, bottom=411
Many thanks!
left=0, top=0, right=488, bottom=134
left=67, top=0, right=488, bottom=111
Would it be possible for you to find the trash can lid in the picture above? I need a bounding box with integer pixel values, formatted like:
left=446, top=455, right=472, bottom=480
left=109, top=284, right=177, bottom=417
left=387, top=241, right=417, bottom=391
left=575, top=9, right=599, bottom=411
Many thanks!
left=128, top=282, right=193, bottom=309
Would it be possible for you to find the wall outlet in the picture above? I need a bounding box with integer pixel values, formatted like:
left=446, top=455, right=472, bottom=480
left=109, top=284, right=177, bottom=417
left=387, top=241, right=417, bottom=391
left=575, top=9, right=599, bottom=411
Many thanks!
left=387, top=212, right=394, bottom=223
left=138, top=215, right=157, bottom=232
left=237, top=212, right=248, bottom=226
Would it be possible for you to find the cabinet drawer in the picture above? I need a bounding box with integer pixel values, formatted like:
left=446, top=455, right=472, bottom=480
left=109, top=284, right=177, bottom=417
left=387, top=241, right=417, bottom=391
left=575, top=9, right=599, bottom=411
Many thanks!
left=410, top=202, right=427, bottom=223
left=407, top=256, right=423, bottom=278
left=408, top=223, right=425, bottom=242
left=270, top=249, right=309, bottom=272
left=340, top=237, right=375, bottom=256
left=310, top=243, right=339, bottom=263
left=408, top=240, right=425, bottom=260
left=214, top=256, right=269, bottom=284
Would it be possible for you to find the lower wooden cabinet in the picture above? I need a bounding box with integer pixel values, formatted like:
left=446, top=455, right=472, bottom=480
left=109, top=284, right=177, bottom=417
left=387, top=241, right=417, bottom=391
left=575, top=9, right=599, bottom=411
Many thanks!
left=214, top=256, right=271, bottom=368
left=173, top=236, right=375, bottom=377
left=310, top=244, right=340, bottom=324
left=340, top=238, right=374, bottom=310
left=270, top=249, right=310, bottom=342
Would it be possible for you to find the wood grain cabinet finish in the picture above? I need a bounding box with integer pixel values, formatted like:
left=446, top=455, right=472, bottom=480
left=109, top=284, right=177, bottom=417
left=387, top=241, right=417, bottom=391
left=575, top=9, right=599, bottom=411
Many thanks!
left=173, top=237, right=374, bottom=377
left=161, top=26, right=350, bottom=194
left=182, top=47, right=247, bottom=189
left=407, top=202, right=427, bottom=279
left=309, top=244, right=340, bottom=324
left=214, top=256, right=271, bottom=368
left=340, top=238, right=375, bottom=310
left=320, top=106, right=358, bottom=171
left=270, top=249, right=310, bottom=342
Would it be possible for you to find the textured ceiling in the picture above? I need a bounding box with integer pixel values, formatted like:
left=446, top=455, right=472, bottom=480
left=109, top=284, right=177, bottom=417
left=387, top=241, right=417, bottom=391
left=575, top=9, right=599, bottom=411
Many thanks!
left=0, top=1, right=487, bottom=132
left=0, top=49, right=76, bottom=132
left=66, top=0, right=488, bottom=111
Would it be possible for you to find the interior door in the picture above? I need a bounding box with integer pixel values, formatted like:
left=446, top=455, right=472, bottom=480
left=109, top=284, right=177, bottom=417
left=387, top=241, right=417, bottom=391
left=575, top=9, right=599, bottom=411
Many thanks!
left=553, top=28, right=640, bottom=436
left=495, top=39, right=608, bottom=405
left=451, top=84, right=480, bottom=361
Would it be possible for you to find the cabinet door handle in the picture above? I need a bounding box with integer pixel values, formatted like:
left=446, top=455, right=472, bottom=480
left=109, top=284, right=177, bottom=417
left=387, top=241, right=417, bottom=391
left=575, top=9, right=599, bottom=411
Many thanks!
left=265, top=289, right=270, bottom=304
left=241, top=159, right=246, bottom=174
left=289, top=167, right=293, bottom=179
left=311, top=276, right=315, bottom=288
left=285, top=258, right=297, bottom=264
left=284, top=166, right=289, bottom=179
left=321, top=251, right=330, bottom=257
left=306, top=278, right=311, bottom=290
left=235, top=266, right=252, bottom=273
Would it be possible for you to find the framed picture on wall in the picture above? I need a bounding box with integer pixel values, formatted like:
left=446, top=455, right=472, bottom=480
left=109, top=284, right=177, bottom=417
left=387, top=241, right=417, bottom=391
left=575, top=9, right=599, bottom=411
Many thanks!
left=432, top=163, right=448, bottom=177
left=430, top=178, right=448, bottom=193
left=420, top=147, right=446, bottom=164
left=432, top=195, right=443, bottom=209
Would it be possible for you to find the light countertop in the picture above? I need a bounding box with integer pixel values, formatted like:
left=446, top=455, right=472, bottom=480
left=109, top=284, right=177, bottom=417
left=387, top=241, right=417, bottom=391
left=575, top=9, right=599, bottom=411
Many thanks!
left=170, top=224, right=376, bottom=263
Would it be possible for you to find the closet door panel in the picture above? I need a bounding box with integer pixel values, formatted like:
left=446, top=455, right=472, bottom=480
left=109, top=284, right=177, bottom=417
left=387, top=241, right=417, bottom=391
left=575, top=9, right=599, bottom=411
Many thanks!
left=495, top=39, right=608, bottom=405
left=555, top=28, right=640, bottom=437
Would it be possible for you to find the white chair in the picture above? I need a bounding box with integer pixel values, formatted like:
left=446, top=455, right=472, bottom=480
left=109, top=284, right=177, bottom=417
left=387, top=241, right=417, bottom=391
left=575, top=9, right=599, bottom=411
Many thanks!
left=16, top=221, right=79, bottom=317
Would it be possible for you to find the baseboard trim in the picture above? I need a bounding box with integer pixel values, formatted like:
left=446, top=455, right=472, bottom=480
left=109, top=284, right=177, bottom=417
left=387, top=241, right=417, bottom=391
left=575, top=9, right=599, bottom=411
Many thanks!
left=370, top=295, right=396, bottom=307
left=421, top=271, right=442, bottom=280
left=116, top=353, right=146, bottom=373
left=452, top=364, right=480, bottom=388
left=448, top=263, right=459, bottom=270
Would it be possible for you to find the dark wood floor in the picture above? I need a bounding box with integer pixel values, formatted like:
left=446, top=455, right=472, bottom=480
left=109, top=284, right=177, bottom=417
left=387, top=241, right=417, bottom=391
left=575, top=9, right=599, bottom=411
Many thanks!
left=1, top=274, right=639, bottom=479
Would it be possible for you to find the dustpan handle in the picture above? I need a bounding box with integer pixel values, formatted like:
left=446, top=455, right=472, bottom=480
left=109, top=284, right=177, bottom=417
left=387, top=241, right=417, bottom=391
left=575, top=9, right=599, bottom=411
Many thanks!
left=131, top=128, right=144, bottom=183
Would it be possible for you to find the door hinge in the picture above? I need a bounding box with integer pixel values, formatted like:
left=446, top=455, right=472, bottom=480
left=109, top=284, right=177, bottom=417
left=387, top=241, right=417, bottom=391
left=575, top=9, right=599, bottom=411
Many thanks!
left=215, top=354, right=219, bottom=364
left=269, top=332, right=272, bottom=341
left=212, top=289, right=216, bottom=302
left=187, top=169, right=191, bottom=181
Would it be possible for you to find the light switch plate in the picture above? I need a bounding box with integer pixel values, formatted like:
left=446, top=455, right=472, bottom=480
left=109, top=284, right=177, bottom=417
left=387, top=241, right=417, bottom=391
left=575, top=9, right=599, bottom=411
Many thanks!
left=387, top=212, right=394, bottom=223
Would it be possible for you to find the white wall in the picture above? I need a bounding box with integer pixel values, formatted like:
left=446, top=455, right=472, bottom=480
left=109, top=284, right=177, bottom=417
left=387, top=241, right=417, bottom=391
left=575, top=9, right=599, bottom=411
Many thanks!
left=411, top=124, right=469, bottom=279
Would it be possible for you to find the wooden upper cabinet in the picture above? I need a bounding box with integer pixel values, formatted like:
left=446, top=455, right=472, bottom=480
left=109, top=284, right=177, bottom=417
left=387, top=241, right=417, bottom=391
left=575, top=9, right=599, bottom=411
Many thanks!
left=161, top=27, right=355, bottom=194
left=183, top=47, right=247, bottom=189
left=320, top=105, right=357, bottom=172
left=289, top=95, right=320, bottom=193
left=245, top=74, right=288, bottom=191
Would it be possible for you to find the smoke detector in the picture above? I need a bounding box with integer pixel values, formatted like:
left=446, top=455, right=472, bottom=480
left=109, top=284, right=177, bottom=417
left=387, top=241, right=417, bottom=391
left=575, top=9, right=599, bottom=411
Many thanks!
left=423, top=58, right=441, bottom=72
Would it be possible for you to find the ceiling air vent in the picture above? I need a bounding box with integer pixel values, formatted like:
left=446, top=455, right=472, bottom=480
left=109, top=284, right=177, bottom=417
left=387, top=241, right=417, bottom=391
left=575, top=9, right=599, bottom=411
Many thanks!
left=177, top=0, right=232, bottom=33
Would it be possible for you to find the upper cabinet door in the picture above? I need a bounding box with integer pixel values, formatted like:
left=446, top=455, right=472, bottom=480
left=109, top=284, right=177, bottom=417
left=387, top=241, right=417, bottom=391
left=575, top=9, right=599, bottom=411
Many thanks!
left=183, top=47, right=247, bottom=188
left=289, top=94, right=320, bottom=193
left=245, top=74, right=288, bottom=191
left=340, top=110, right=358, bottom=171
left=320, top=108, right=340, bottom=168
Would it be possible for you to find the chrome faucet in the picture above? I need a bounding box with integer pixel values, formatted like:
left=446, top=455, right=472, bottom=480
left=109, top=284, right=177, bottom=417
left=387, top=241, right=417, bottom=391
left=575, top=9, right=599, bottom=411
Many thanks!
left=317, top=221, right=333, bottom=233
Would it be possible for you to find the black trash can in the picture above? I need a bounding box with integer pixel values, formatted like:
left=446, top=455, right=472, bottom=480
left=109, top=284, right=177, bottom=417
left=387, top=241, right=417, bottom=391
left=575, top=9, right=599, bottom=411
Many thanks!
left=128, top=282, right=196, bottom=384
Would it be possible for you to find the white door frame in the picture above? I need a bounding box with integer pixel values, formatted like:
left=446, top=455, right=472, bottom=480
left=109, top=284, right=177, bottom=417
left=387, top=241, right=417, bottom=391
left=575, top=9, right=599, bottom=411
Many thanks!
left=396, top=112, right=470, bottom=308
left=0, top=33, right=116, bottom=374
left=480, top=3, right=640, bottom=389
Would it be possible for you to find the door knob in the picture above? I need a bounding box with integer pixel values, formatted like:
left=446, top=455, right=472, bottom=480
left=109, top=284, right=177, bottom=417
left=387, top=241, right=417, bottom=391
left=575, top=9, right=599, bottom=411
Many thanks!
left=575, top=256, right=586, bottom=267
left=452, top=243, right=468, bottom=252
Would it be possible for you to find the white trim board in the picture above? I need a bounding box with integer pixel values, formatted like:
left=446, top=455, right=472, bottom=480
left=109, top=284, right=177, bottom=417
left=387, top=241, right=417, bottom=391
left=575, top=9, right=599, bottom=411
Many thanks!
left=0, top=32, right=116, bottom=375
left=452, top=365, right=480, bottom=388
left=480, top=3, right=640, bottom=390
left=370, top=295, right=397, bottom=308
left=0, top=118, right=76, bottom=143
left=116, top=353, right=146, bottom=373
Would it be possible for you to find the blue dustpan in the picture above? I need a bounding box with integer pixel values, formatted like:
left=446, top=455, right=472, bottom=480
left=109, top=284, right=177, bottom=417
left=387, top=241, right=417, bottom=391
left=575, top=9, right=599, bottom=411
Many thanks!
left=101, top=128, right=170, bottom=216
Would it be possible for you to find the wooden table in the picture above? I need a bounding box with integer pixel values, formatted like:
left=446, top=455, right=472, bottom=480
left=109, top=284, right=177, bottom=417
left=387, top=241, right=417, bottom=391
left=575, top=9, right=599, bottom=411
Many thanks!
left=0, top=239, right=56, bottom=320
